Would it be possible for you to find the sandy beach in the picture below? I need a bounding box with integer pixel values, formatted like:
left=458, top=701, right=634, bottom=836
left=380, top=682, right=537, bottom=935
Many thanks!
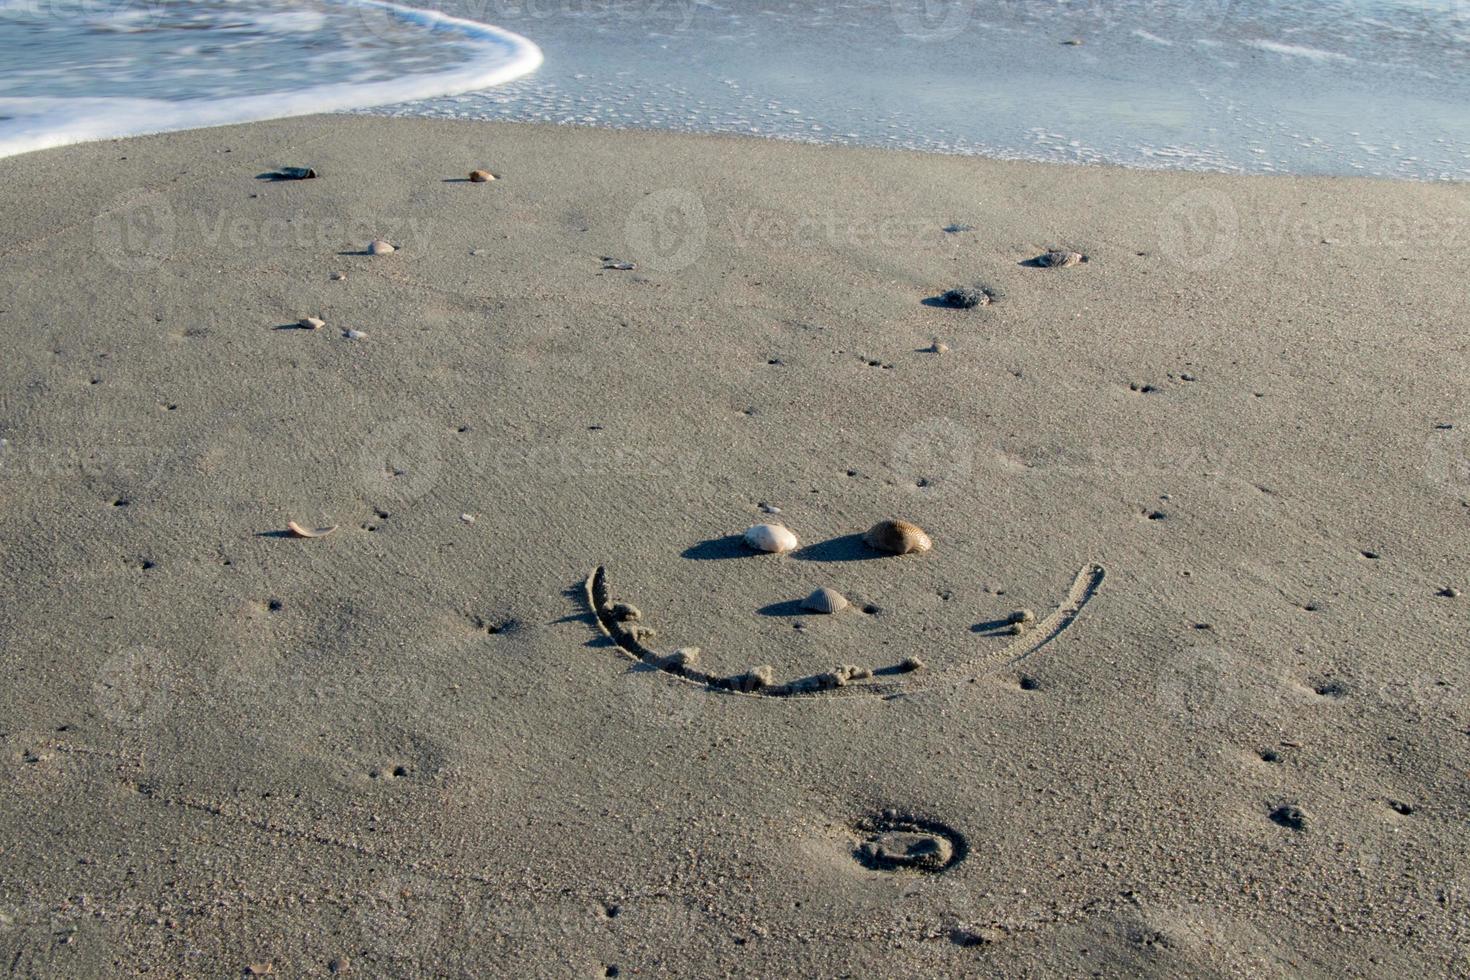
left=1, top=116, right=1467, bottom=976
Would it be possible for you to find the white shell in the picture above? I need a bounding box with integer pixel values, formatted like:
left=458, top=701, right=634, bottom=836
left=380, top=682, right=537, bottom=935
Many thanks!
left=744, top=523, right=798, bottom=553
left=343, top=329, right=366, bottom=340
left=300, top=316, right=325, bottom=330
left=368, top=240, right=395, bottom=255
left=802, top=587, right=848, bottom=614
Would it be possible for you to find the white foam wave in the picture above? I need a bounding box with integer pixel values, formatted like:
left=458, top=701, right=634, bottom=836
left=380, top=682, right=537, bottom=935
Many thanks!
left=0, top=0, right=542, bottom=159
left=1245, top=39, right=1353, bottom=63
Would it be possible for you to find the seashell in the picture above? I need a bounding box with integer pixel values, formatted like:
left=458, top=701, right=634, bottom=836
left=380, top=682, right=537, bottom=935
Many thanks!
left=1037, top=250, right=1084, bottom=268
left=276, top=167, right=316, bottom=180
left=287, top=521, right=336, bottom=539
left=732, top=665, right=775, bottom=692
left=863, top=519, right=932, bottom=555
left=744, top=523, right=798, bottom=554
left=928, top=341, right=949, bottom=354
left=940, top=285, right=991, bottom=309
left=601, top=257, right=636, bottom=270
left=330, top=272, right=347, bottom=281
left=608, top=602, right=641, bottom=622
left=899, top=656, right=926, bottom=672
left=1061, top=38, right=1083, bottom=46
left=801, top=587, right=848, bottom=614
left=299, top=316, right=325, bottom=331
left=343, top=329, right=365, bottom=340
left=367, top=240, right=395, bottom=255
left=469, top=170, right=496, bottom=182
left=460, top=513, right=476, bottom=524
left=758, top=502, right=781, bottom=514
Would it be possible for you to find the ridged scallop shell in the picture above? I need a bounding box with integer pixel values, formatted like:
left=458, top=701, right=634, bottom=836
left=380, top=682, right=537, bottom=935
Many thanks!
left=1038, top=250, right=1083, bottom=268
left=744, top=523, right=798, bottom=553
left=863, top=519, right=932, bottom=555
left=801, top=587, right=848, bottom=614
left=367, top=240, right=395, bottom=255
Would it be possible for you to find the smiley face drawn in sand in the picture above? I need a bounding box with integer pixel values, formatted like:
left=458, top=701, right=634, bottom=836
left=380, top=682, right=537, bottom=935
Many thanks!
left=583, top=560, right=1105, bottom=699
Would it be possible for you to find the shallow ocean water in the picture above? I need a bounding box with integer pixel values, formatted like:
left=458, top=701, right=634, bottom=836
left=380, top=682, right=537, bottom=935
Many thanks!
left=1, top=0, right=1467, bottom=178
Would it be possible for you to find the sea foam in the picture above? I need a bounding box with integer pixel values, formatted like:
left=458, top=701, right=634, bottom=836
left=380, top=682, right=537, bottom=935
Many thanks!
left=0, top=0, right=541, bottom=159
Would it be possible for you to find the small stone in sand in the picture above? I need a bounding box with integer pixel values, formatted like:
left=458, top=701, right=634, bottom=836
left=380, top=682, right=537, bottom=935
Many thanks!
left=899, top=656, right=926, bottom=672
left=601, top=257, right=636, bottom=270
left=928, top=341, right=949, bottom=354
left=940, top=285, right=991, bottom=309
left=367, top=240, right=395, bottom=255
left=343, top=329, right=365, bottom=340
left=299, top=316, right=325, bottom=331
left=460, top=513, right=475, bottom=524
left=330, top=272, right=347, bottom=281
left=469, top=170, right=496, bottom=182
left=1062, top=38, right=1083, bottom=45
left=1439, top=587, right=1461, bottom=598
left=864, top=519, right=932, bottom=555
left=758, top=502, right=781, bottom=514
left=745, top=523, right=798, bottom=554
left=1037, top=249, right=1084, bottom=268
left=802, top=587, right=848, bottom=614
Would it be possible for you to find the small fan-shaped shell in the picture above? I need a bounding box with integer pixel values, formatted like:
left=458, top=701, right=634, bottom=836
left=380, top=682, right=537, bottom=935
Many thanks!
left=802, top=587, right=848, bottom=614
left=744, top=523, right=798, bottom=553
left=863, top=519, right=932, bottom=555
left=299, top=316, right=325, bottom=330
left=367, top=240, right=395, bottom=255
left=287, top=521, right=336, bottom=539
left=1038, top=250, right=1083, bottom=267
left=469, top=170, right=496, bottom=182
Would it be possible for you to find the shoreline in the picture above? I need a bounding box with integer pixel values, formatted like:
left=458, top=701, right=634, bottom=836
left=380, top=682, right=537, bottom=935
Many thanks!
left=1, top=115, right=1466, bottom=976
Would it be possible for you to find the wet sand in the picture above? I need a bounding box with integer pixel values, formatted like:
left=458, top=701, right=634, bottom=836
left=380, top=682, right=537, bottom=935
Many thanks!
left=0, top=116, right=1467, bottom=976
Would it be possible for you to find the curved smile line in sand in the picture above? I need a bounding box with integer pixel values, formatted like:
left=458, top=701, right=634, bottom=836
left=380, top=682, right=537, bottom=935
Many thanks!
left=584, top=562, right=1105, bottom=699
